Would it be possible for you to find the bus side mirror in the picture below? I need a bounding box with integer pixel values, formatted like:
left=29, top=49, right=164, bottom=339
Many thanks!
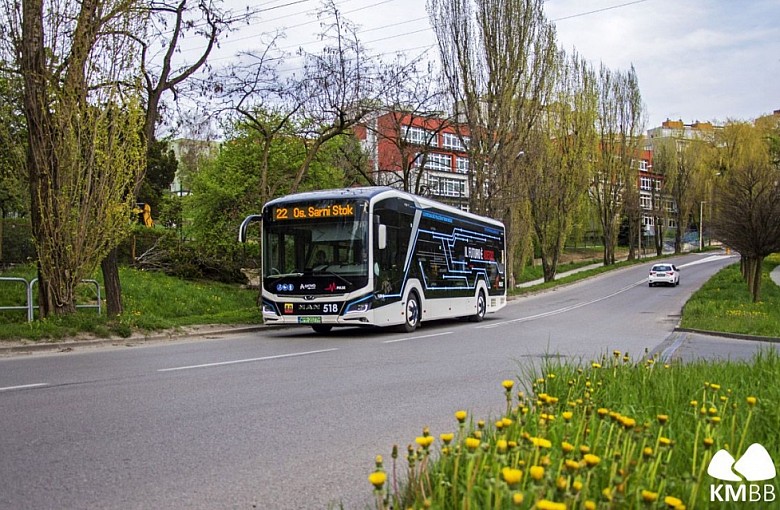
left=238, top=215, right=263, bottom=242
left=377, top=224, right=387, bottom=250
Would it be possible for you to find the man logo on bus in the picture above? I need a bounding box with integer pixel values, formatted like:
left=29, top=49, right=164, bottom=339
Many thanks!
left=284, top=303, right=294, bottom=314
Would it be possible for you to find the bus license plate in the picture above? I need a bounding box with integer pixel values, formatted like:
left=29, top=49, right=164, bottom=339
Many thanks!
left=298, top=316, right=322, bottom=324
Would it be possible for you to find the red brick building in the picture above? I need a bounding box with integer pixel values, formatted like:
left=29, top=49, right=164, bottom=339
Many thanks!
left=354, top=110, right=472, bottom=210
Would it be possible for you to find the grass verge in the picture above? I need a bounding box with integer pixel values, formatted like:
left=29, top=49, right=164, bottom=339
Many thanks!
left=0, top=265, right=261, bottom=341
left=681, top=254, right=780, bottom=338
left=368, top=350, right=780, bottom=509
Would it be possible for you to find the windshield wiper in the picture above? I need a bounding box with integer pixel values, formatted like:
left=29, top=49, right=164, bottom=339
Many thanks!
left=266, top=272, right=304, bottom=279
left=321, top=270, right=352, bottom=286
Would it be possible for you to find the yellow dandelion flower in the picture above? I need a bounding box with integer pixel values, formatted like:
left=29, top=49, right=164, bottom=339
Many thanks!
left=440, top=433, right=454, bottom=444
left=690, top=400, right=698, bottom=407
left=708, top=407, right=718, bottom=416
left=374, top=455, right=383, bottom=467
left=643, top=447, right=654, bottom=458
left=602, top=487, right=613, bottom=501
left=664, top=496, right=683, bottom=508
left=562, top=411, right=573, bottom=422
left=501, top=467, right=523, bottom=486
left=536, top=499, right=567, bottom=510
left=530, top=437, right=552, bottom=449
left=572, top=480, right=583, bottom=493
left=613, top=350, right=621, bottom=358
left=455, top=410, right=467, bottom=423
left=579, top=444, right=591, bottom=455
left=562, top=441, right=575, bottom=454
left=592, top=362, right=602, bottom=369
left=502, top=417, right=514, bottom=427
left=747, top=396, right=757, bottom=407
left=703, top=437, right=714, bottom=449
left=597, top=408, right=609, bottom=418
left=584, top=501, right=596, bottom=510
left=415, top=436, right=434, bottom=448
left=495, top=420, right=505, bottom=430
left=556, top=476, right=568, bottom=490
left=641, top=490, right=659, bottom=502
left=659, top=437, right=673, bottom=447
left=657, top=414, right=669, bottom=424
left=465, top=437, right=480, bottom=451
left=502, top=379, right=515, bottom=390
left=512, top=492, right=524, bottom=506
left=368, top=471, right=387, bottom=489
left=583, top=454, right=601, bottom=467
left=477, top=420, right=485, bottom=429
left=710, top=383, right=721, bottom=391
left=530, top=465, right=545, bottom=481
left=564, top=459, right=580, bottom=471
left=497, top=439, right=508, bottom=454
left=710, top=416, right=721, bottom=425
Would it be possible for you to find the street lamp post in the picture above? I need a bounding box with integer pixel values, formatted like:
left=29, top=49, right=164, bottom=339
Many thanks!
left=699, top=201, right=707, bottom=251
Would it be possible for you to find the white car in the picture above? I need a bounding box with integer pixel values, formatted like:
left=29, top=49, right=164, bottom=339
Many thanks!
left=648, top=263, right=680, bottom=287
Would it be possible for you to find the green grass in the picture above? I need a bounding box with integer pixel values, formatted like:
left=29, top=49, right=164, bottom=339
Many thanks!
left=681, top=254, right=780, bottom=338
left=0, top=264, right=261, bottom=341
left=369, top=351, right=780, bottom=510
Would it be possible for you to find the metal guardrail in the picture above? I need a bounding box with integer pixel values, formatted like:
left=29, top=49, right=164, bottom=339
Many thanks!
left=0, top=277, right=101, bottom=322
left=0, top=277, right=34, bottom=322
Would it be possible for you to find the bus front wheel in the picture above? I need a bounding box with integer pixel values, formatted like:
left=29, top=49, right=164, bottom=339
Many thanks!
left=399, top=293, right=420, bottom=333
left=470, top=290, right=486, bottom=322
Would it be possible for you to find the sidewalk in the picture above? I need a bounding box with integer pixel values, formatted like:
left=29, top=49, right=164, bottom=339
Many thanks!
left=772, top=265, right=780, bottom=287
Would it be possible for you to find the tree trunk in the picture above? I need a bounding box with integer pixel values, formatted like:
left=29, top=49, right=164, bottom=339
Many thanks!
left=101, top=248, right=123, bottom=316
left=751, top=256, right=763, bottom=303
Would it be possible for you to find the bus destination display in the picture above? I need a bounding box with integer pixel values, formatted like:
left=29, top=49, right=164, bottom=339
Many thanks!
left=273, top=203, right=355, bottom=221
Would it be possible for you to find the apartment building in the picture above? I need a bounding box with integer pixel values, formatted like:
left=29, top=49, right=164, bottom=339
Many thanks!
left=354, top=110, right=472, bottom=210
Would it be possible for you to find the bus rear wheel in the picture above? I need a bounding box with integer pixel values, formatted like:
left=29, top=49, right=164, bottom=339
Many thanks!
left=399, top=293, right=420, bottom=333
left=312, top=324, right=333, bottom=334
left=470, top=290, right=486, bottom=322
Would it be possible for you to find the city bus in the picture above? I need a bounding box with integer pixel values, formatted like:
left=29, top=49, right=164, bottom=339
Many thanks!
left=238, top=187, right=506, bottom=333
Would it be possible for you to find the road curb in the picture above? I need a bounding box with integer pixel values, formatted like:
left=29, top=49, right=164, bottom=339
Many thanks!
left=0, top=325, right=269, bottom=356
left=674, top=327, right=780, bottom=344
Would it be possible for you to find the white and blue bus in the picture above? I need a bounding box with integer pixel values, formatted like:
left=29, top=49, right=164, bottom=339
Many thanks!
left=239, top=187, right=506, bottom=333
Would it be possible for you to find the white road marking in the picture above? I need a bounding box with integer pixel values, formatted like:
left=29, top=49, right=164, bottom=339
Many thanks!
left=482, top=254, right=736, bottom=330
left=0, top=383, right=49, bottom=392
left=478, top=281, right=645, bottom=329
left=383, top=331, right=454, bottom=344
left=157, top=348, right=339, bottom=372
left=661, top=332, right=689, bottom=362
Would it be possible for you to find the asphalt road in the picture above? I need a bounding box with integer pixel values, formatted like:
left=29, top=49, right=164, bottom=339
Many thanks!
left=1, top=251, right=776, bottom=509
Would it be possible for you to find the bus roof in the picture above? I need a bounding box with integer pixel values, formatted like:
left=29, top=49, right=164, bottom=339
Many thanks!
left=263, top=187, right=504, bottom=228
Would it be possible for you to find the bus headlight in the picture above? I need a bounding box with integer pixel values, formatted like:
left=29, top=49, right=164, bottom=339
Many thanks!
left=345, top=296, right=372, bottom=314
left=262, top=302, right=277, bottom=315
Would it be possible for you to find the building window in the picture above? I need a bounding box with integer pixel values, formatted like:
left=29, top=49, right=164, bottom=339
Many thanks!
left=640, top=177, right=653, bottom=191
left=640, top=195, right=652, bottom=210
left=442, top=132, right=468, bottom=151
left=455, top=156, right=469, bottom=174
left=403, top=126, right=437, bottom=146
left=417, top=152, right=452, bottom=172
left=428, top=175, right=466, bottom=197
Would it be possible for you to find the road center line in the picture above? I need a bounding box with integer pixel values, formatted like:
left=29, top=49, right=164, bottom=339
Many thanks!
left=157, top=348, right=339, bottom=372
left=0, top=383, right=49, bottom=392
left=383, top=331, right=454, bottom=344
left=479, top=280, right=646, bottom=329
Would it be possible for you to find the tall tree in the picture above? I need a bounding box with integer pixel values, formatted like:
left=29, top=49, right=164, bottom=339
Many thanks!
left=427, top=0, right=558, bottom=284
left=711, top=120, right=780, bottom=302
left=592, top=64, right=645, bottom=265
left=99, top=0, right=245, bottom=316
left=520, top=51, right=597, bottom=282
left=13, top=0, right=146, bottom=316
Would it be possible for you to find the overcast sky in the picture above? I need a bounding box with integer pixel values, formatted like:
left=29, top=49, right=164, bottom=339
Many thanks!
left=204, top=0, right=780, bottom=132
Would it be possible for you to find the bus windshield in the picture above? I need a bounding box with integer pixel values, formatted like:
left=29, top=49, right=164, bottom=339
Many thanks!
left=262, top=199, right=369, bottom=294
